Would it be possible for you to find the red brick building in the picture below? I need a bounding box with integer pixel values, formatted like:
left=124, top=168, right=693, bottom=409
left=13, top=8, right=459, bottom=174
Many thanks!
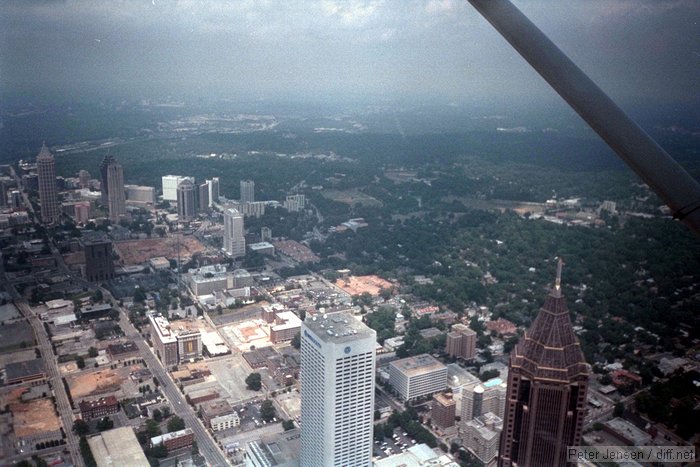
left=79, top=396, right=119, bottom=420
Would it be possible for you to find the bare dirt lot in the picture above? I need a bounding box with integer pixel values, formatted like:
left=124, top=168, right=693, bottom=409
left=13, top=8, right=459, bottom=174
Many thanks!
left=334, top=275, right=393, bottom=296
left=11, top=399, right=61, bottom=437
left=67, top=368, right=124, bottom=399
left=114, top=236, right=206, bottom=265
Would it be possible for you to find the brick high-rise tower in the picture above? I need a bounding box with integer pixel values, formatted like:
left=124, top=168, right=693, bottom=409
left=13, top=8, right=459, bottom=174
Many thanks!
left=36, top=143, right=60, bottom=224
left=498, top=260, right=589, bottom=467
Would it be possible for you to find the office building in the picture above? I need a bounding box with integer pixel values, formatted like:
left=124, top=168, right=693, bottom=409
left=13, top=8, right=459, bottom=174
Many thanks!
left=125, top=185, right=156, bottom=204
left=162, top=175, right=193, bottom=201
left=81, top=233, right=115, bottom=282
left=78, top=169, right=90, bottom=189
left=300, top=312, right=376, bottom=467
left=149, top=314, right=202, bottom=366
left=10, top=190, right=22, bottom=210
left=198, top=181, right=210, bottom=211
left=499, top=261, right=590, bottom=467
left=36, top=143, right=60, bottom=224
left=445, top=323, right=476, bottom=360
left=105, top=159, right=126, bottom=222
left=261, top=226, right=272, bottom=242
left=240, top=179, right=255, bottom=202
left=207, top=177, right=220, bottom=205
left=176, top=178, right=197, bottom=221
left=223, top=208, right=246, bottom=258
left=99, top=155, right=114, bottom=206
left=388, top=354, right=448, bottom=401
left=149, top=314, right=179, bottom=366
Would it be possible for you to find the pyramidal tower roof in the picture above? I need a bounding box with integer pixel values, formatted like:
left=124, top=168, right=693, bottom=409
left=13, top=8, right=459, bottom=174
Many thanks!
left=511, top=259, right=589, bottom=383
left=37, top=142, right=53, bottom=160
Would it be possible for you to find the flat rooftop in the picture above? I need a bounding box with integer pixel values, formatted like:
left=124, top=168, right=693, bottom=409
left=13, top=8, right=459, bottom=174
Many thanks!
left=390, top=354, right=446, bottom=377
left=88, top=427, right=149, bottom=467
left=303, top=312, right=375, bottom=344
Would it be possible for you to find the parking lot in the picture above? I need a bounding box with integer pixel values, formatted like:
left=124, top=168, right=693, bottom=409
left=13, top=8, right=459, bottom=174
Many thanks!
left=373, top=428, right=417, bottom=459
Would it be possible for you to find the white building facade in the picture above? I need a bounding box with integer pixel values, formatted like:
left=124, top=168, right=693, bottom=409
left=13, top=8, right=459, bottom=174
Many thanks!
left=223, top=208, right=246, bottom=258
left=300, top=313, right=376, bottom=467
left=162, top=175, right=193, bottom=201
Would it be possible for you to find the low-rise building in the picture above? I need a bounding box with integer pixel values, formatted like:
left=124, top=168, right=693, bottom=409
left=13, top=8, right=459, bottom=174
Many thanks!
left=211, top=412, right=241, bottom=432
left=79, top=396, right=120, bottom=420
left=388, top=354, right=448, bottom=401
left=88, top=427, right=150, bottom=467
left=4, top=359, right=47, bottom=386
left=151, top=428, right=194, bottom=451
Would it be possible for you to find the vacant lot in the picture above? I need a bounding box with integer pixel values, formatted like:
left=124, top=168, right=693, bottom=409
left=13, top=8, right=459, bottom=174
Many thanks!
left=11, top=398, right=61, bottom=437
left=0, top=321, right=35, bottom=353
left=334, top=275, right=393, bottom=296
left=114, top=235, right=205, bottom=265
left=321, top=189, right=383, bottom=207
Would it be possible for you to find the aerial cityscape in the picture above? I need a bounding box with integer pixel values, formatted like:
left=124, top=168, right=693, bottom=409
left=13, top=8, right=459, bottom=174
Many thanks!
left=1, top=1, right=699, bottom=467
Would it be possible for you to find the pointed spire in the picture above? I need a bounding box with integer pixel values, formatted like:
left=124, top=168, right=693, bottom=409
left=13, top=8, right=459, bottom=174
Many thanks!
left=553, top=257, right=563, bottom=298
left=37, top=141, right=53, bottom=160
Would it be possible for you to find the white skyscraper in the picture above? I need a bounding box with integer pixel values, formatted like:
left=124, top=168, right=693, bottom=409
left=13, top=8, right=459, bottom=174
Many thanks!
left=240, top=179, right=255, bottom=203
left=207, top=177, right=220, bottom=206
left=300, top=312, right=376, bottom=467
left=162, top=175, right=194, bottom=201
left=223, top=208, right=246, bottom=258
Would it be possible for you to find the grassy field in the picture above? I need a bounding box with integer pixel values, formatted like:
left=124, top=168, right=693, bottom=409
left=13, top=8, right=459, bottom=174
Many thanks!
left=321, top=188, right=383, bottom=207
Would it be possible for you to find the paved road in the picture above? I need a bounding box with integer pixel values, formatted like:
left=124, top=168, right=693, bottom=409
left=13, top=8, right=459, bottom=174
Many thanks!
left=15, top=299, right=84, bottom=467
left=105, top=288, right=230, bottom=466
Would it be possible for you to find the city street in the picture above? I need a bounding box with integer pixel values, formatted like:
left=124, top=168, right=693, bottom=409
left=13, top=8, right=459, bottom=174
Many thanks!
left=109, top=289, right=230, bottom=466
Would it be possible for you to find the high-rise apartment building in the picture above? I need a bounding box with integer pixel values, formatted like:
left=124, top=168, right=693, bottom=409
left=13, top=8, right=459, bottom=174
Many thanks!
left=36, top=143, right=60, bottom=224
left=223, top=208, right=246, bottom=258
left=176, top=179, right=197, bottom=221
left=499, top=260, right=589, bottom=467
left=284, top=194, right=305, bottom=212
left=240, top=179, right=255, bottom=203
left=446, top=323, right=477, bottom=360
left=300, top=312, right=376, bottom=467
left=106, top=160, right=126, bottom=223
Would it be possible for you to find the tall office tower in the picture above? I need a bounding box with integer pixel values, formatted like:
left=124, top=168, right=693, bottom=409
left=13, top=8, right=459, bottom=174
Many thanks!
left=198, top=182, right=210, bottom=212
left=300, top=312, right=376, bottom=467
left=81, top=233, right=115, bottom=282
left=162, top=175, right=194, bottom=201
left=240, top=179, right=254, bottom=203
left=36, top=143, right=60, bottom=224
left=223, top=208, right=246, bottom=258
left=0, top=180, right=7, bottom=207
left=207, top=177, right=220, bottom=206
left=176, top=179, right=197, bottom=221
left=499, top=260, right=589, bottom=467
left=78, top=170, right=90, bottom=189
left=106, top=160, right=126, bottom=223
left=99, top=155, right=115, bottom=205
left=445, top=323, right=477, bottom=360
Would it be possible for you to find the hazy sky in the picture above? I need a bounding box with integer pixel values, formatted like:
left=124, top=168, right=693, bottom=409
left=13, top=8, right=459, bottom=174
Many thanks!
left=1, top=0, right=698, bottom=105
